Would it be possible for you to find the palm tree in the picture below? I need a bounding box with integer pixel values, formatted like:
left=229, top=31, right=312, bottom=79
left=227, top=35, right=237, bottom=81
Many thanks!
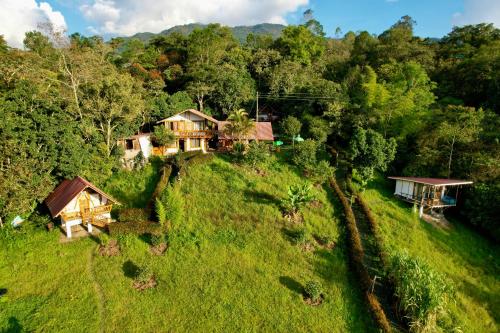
left=225, top=109, right=254, bottom=143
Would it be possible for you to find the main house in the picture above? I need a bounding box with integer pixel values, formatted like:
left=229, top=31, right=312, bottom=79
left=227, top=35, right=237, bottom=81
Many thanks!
left=118, top=109, right=274, bottom=165
left=45, top=176, right=119, bottom=238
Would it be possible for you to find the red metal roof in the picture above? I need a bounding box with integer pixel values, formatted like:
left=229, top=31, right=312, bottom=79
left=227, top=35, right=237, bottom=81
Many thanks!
left=218, top=121, right=274, bottom=141
left=45, top=176, right=118, bottom=217
left=388, top=176, right=473, bottom=186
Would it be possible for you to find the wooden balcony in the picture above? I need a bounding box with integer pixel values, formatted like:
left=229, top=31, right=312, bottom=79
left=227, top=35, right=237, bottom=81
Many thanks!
left=61, top=205, right=113, bottom=221
left=174, top=130, right=215, bottom=138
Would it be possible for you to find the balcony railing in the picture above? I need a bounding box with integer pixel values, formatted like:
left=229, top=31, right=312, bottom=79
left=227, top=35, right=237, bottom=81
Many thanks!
left=61, top=205, right=113, bottom=221
left=174, top=130, right=214, bottom=138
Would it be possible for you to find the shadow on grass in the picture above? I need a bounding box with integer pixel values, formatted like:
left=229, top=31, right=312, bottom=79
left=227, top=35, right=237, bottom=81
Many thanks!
left=279, top=276, right=303, bottom=295
left=0, top=317, right=22, bottom=333
left=139, top=233, right=153, bottom=245
left=243, top=189, right=281, bottom=206
left=122, top=260, right=140, bottom=279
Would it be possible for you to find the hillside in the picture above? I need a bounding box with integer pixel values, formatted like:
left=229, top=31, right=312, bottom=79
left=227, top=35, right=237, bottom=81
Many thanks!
left=0, top=154, right=374, bottom=332
left=127, top=23, right=285, bottom=43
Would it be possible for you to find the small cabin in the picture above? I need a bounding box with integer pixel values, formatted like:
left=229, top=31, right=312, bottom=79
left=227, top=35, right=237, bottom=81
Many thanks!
left=45, top=177, right=118, bottom=238
left=388, top=176, right=473, bottom=216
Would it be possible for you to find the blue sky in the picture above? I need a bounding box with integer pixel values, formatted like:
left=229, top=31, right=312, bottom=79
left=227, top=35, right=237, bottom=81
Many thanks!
left=47, top=0, right=464, bottom=38
left=2, top=0, right=499, bottom=48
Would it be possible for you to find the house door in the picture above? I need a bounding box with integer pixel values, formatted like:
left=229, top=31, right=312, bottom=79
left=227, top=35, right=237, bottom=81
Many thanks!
left=179, top=139, right=185, bottom=152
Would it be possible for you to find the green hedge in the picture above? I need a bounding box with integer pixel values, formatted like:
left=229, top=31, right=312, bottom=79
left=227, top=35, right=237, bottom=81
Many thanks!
left=118, top=208, right=150, bottom=223
left=330, top=178, right=391, bottom=332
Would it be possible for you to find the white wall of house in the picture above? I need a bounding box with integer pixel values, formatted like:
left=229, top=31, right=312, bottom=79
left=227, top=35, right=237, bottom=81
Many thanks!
left=165, top=112, right=205, bottom=122
left=138, top=136, right=152, bottom=158
left=394, top=180, right=414, bottom=199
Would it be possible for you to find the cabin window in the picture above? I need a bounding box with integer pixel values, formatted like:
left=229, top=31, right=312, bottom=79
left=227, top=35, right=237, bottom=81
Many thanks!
left=125, top=139, right=134, bottom=150
left=193, top=121, right=204, bottom=130
left=190, top=138, right=201, bottom=148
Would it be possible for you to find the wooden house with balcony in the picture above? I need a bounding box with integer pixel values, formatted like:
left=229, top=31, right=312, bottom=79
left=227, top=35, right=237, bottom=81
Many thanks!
left=45, top=177, right=119, bottom=238
left=388, top=176, right=473, bottom=217
left=155, top=109, right=218, bottom=155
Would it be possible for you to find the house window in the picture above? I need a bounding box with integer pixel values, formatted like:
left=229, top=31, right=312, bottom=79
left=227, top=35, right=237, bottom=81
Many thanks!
left=125, top=139, right=134, bottom=150
left=193, top=121, right=204, bottom=130
left=191, top=138, right=201, bottom=148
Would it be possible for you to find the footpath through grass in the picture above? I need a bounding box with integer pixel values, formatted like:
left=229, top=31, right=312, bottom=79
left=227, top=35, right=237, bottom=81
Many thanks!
left=362, top=176, right=500, bottom=333
left=0, top=153, right=375, bottom=332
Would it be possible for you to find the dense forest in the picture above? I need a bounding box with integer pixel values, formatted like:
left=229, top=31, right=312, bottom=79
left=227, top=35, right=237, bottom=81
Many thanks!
left=0, top=14, right=498, bottom=240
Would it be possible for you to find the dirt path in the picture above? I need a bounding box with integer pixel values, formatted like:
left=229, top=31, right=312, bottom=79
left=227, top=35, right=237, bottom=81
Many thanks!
left=87, top=247, right=105, bottom=333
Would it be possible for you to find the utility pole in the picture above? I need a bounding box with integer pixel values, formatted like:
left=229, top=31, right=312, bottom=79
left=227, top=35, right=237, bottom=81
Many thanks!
left=256, top=91, right=259, bottom=123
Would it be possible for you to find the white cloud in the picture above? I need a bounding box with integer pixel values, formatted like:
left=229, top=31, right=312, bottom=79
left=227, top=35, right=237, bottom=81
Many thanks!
left=79, top=0, right=309, bottom=36
left=452, top=0, right=500, bottom=27
left=0, top=0, right=67, bottom=48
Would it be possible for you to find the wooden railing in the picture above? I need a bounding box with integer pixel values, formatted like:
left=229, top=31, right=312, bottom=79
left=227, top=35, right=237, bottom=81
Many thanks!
left=61, top=205, right=113, bottom=221
left=174, top=130, right=214, bottom=138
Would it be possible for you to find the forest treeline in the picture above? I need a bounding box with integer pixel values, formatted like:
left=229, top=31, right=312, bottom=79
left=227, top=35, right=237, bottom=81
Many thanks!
left=0, top=15, right=498, bottom=239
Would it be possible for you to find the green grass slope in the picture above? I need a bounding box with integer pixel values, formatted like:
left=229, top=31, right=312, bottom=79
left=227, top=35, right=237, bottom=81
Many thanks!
left=362, top=176, right=500, bottom=333
left=0, top=154, right=374, bottom=332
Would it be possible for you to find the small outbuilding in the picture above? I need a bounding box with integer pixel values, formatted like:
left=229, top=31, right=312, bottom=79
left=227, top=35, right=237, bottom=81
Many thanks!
left=45, top=177, right=119, bottom=238
left=388, top=176, right=473, bottom=217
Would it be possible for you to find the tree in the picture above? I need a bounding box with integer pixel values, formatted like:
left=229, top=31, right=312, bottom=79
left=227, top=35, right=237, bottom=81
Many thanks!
left=80, top=69, right=144, bottom=156
left=281, top=116, right=302, bottom=151
left=293, top=139, right=318, bottom=170
left=0, top=35, right=9, bottom=54
left=349, top=127, right=397, bottom=185
left=153, top=126, right=176, bottom=147
left=281, top=183, right=315, bottom=221
left=274, top=25, right=325, bottom=65
left=437, top=106, right=483, bottom=178
left=224, top=109, right=254, bottom=142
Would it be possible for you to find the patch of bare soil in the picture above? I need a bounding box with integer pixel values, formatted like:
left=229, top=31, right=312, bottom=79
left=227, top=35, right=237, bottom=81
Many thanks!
left=98, top=240, right=120, bottom=257
left=303, top=294, right=324, bottom=306
left=313, top=235, right=336, bottom=250
left=283, top=211, right=303, bottom=224
left=133, top=277, right=157, bottom=291
left=422, top=212, right=451, bottom=229
left=150, top=243, right=168, bottom=255
left=300, top=242, right=316, bottom=252
left=309, top=199, right=323, bottom=209
left=255, top=168, right=267, bottom=177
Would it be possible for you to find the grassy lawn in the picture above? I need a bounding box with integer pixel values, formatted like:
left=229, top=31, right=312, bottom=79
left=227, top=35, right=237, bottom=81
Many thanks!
left=362, top=176, right=500, bottom=333
left=0, top=153, right=374, bottom=332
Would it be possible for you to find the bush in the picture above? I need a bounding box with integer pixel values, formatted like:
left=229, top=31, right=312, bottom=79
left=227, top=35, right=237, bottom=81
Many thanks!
left=108, top=221, right=160, bottom=236
left=136, top=262, right=154, bottom=284
left=304, top=280, right=323, bottom=302
left=133, top=151, right=146, bottom=170
left=159, top=184, right=184, bottom=227
left=293, top=139, right=318, bottom=169
left=281, top=183, right=315, bottom=218
left=244, top=141, right=271, bottom=168
left=232, top=142, right=246, bottom=158
left=150, top=233, right=165, bottom=247
left=306, top=160, right=335, bottom=185
left=390, top=251, right=455, bottom=332
left=118, top=208, right=149, bottom=223
left=155, top=198, right=167, bottom=226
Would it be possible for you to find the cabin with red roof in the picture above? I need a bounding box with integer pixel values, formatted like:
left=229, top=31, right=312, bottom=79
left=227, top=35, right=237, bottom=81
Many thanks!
left=388, top=176, right=473, bottom=217
left=45, top=177, right=119, bottom=238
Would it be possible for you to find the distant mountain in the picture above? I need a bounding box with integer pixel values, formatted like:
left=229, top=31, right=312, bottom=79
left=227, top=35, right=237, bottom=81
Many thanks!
left=127, top=23, right=285, bottom=43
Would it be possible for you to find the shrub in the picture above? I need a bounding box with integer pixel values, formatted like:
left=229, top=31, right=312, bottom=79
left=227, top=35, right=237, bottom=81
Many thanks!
left=155, top=198, right=167, bottom=227
left=136, top=262, right=154, bottom=284
left=150, top=233, right=165, bottom=247
left=133, top=151, right=146, bottom=170
left=108, top=221, right=160, bottom=236
left=232, top=142, right=246, bottom=158
left=244, top=141, right=271, bottom=168
left=281, top=183, right=315, bottom=217
left=159, top=184, right=184, bottom=228
left=118, top=208, right=149, bottom=223
left=390, top=251, right=455, bottom=332
left=99, top=232, right=111, bottom=246
left=306, top=160, right=335, bottom=185
left=304, top=280, right=323, bottom=302
left=293, top=139, right=318, bottom=169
